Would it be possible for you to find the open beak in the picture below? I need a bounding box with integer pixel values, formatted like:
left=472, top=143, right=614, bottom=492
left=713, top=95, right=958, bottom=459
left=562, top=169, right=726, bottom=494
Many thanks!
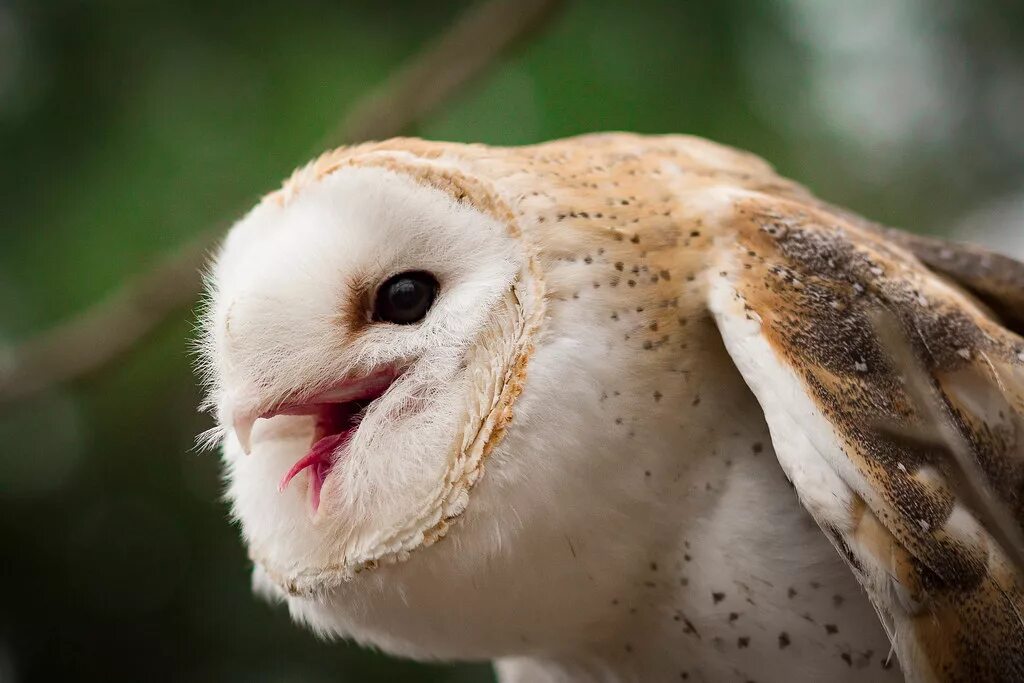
left=230, top=366, right=403, bottom=456
left=226, top=366, right=403, bottom=511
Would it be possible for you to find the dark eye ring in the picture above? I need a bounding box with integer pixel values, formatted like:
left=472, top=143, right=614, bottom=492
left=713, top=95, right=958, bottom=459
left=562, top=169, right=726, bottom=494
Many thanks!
left=373, top=271, right=439, bottom=325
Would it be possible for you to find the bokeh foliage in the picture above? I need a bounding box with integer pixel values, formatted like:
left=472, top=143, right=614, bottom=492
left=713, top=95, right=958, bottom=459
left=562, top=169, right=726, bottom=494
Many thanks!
left=1, top=1, right=1022, bottom=681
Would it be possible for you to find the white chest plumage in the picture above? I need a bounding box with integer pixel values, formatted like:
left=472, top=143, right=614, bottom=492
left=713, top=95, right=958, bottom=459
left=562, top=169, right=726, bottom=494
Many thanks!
left=484, top=257, right=900, bottom=683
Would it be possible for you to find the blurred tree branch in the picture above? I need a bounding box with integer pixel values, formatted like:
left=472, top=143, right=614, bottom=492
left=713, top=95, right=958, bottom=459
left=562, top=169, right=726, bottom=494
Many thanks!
left=0, top=0, right=566, bottom=404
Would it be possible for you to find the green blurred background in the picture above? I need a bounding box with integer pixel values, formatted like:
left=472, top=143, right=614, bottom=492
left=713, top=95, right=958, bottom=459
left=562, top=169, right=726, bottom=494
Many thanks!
left=1, top=1, right=1023, bottom=681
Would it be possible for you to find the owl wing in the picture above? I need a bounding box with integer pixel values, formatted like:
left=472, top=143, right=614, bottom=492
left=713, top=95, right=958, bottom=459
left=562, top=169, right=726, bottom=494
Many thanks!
left=704, top=188, right=1024, bottom=682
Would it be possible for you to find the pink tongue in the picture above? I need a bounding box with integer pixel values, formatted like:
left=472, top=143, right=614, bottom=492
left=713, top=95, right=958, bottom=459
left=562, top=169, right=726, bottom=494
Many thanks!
left=279, top=431, right=351, bottom=511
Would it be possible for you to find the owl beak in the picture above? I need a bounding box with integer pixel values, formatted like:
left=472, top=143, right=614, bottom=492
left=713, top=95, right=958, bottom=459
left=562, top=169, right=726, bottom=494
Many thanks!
left=224, top=390, right=261, bottom=456
left=233, top=414, right=257, bottom=455
left=226, top=366, right=405, bottom=457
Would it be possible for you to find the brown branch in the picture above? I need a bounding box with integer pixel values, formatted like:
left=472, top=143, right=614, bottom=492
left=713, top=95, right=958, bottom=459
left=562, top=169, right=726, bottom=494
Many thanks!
left=328, top=0, right=565, bottom=146
left=0, top=0, right=565, bottom=404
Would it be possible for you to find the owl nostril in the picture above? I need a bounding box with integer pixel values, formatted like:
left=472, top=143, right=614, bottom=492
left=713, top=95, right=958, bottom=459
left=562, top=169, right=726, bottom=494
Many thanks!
left=223, top=300, right=239, bottom=346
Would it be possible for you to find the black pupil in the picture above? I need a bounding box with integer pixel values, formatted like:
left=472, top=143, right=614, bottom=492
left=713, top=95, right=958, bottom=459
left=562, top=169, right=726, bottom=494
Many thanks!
left=375, top=271, right=437, bottom=324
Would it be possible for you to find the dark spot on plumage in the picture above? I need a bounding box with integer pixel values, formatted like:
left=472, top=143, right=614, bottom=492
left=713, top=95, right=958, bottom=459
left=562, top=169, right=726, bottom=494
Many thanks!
left=728, top=612, right=739, bottom=622
left=712, top=592, right=725, bottom=604
left=841, top=653, right=853, bottom=667
left=778, top=632, right=790, bottom=649
left=825, top=624, right=838, bottom=635
left=737, top=636, right=750, bottom=648
left=615, top=261, right=624, bottom=271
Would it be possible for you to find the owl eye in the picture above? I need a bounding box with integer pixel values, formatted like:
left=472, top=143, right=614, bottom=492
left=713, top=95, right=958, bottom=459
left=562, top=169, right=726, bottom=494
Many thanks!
left=373, top=271, right=439, bottom=325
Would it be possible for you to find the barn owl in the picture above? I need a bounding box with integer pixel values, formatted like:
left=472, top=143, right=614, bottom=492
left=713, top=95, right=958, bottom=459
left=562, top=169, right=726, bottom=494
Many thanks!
left=199, top=133, right=1024, bottom=683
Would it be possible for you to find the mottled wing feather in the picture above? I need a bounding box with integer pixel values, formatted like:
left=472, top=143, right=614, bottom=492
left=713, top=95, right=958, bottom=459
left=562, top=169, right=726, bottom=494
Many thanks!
left=882, top=230, right=1024, bottom=335
left=774, top=197, right=1024, bottom=335
left=707, top=190, right=1024, bottom=682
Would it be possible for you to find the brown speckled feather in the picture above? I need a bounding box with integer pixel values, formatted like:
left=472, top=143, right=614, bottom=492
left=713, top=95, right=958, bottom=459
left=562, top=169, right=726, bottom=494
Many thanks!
left=709, top=194, right=1024, bottom=682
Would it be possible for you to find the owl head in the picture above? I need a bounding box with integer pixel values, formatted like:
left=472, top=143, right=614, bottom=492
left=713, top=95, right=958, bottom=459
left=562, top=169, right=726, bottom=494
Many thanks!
left=200, top=150, right=546, bottom=613
left=200, top=142, right=682, bottom=659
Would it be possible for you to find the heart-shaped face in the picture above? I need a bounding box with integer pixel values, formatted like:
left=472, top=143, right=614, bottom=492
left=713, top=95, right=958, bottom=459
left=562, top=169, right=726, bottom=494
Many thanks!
left=200, top=157, right=543, bottom=596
